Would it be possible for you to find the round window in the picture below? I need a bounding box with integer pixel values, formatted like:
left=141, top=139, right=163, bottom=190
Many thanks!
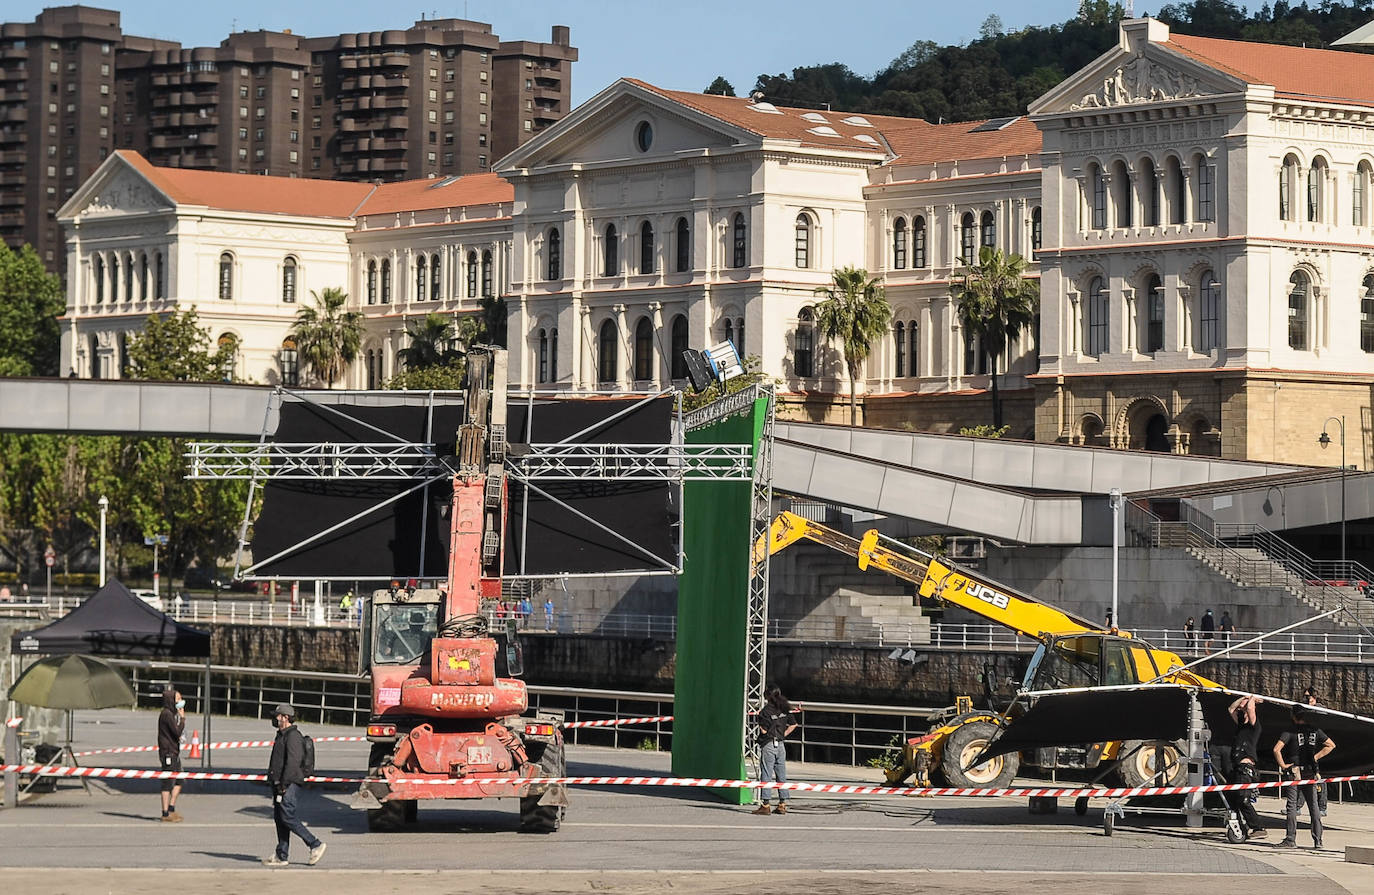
left=635, top=120, right=653, bottom=152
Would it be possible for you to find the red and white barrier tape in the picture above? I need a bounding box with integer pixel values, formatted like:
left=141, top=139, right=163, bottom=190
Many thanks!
left=565, top=715, right=672, bottom=729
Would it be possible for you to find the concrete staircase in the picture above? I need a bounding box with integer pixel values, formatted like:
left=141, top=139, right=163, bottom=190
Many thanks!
left=1183, top=543, right=1374, bottom=629
left=769, top=542, right=932, bottom=644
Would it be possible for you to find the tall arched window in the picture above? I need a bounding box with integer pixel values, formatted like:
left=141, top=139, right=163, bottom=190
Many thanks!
left=118, top=332, right=129, bottom=376
left=1111, top=160, right=1132, bottom=228
left=1280, top=154, right=1298, bottom=221
left=634, top=316, right=654, bottom=380
left=732, top=212, right=747, bottom=268
left=1361, top=274, right=1374, bottom=354
left=547, top=227, right=561, bottom=281
left=1355, top=162, right=1371, bottom=227
left=1288, top=269, right=1311, bottom=350
left=597, top=318, right=618, bottom=383
left=913, top=216, right=927, bottom=268
left=216, top=333, right=236, bottom=381
left=481, top=250, right=492, bottom=297
left=1308, top=157, right=1327, bottom=222
left=1086, top=277, right=1109, bottom=357
left=670, top=314, right=688, bottom=379
left=367, top=260, right=378, bottom=304
left=94, top=255, right=105, bottom=303
left=380, top=259, right=392, bottom=303
left=892, top=217, right=907, bottom=270
left=280, top=337, right=299, bottom=387
left=908, top=321, right=919, bottom=377
left=960, top=212, right=976, bottom=263
left=139, top=253, right=149, bottom=301
left=1089, top=163, right=1107, bottom=230
left=894, top=321, right=906, bottom=377
left=980, top=210, right=995, bottom=248
left=723, top=318, right=734, bottom=349
left=1195, top=154, right=1215, bottom=222
left=365, top=349, right=378, bottom=389
left=603, top=223, right=618, bottom=277
left=795, top=307, right=815, bottom=378
left=430, top=253, right=441, bottom=300
left=795, top=213, right=811, bottom=269
left=466, top=251, right=478, bottom=297
left=1199, top=271, right=1222, bottom=352
left=110, top=254, right=120, bottom=304
left=218, top=253, right=233, bottom=300
left=639, top=221, right=655, bottom=275
left=1031, top=207, right=1043, bottom=252
left=124, top=253, right=134, bottom=302
left=1139, top=158, right=1159, bottom=227
left=282, top=256, right=297, bottom=303
left=550, top=328, right=558, bottom=383
left=154, top=252, right=164, bottom=299
left=415, top=255, right=426, bottom=301
left=736, top=316, right=744, bottom=355
left=675, top=217, right=690, bottom=273
left=1166, top=156, right=1186, bottom=225
left=1144, top=274, right=1164, bottom=353
left=537, top=328, right=549, bottom=383
left=89, top=334, right=100, bottom=378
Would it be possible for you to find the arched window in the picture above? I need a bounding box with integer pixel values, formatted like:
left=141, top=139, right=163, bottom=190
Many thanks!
left=732, top=212, right=747, bottom=268
left=1199, top=271, right=1222, bottom=352
left=1308, top=157, right=1327, bottom=222
left=1288, top=270, right=1310, bottom=350
left=795, top=307, right=815, bottom=378
left=1086, top=276, right=1109, bottom=357
left=282, top=256, right=297, bottom=303
left=481, top=250, right=492, bottom=297
left=380, top=259, right=392, bottom=304
left=913, top=216, right=927, bottom=268
left=365, top=349, right=378, bottom=389
left=892, top=217, right=907, bottom=270
left=603, top=223, right=618, bottom=277
left=723, top=318, right=734, bottom=349
left=537, top=328, right=549, bottom=383
left=1144, top=274, right=1164, bottom=353
left=1166, top=156, right=1186, bottom=225
left=466, top=251, right=478, bottom=297
left=550, top=328, right=558, bottom=383
left=367, top=260, right=378, bottom=304
left=633, top=316, right=654, bottom=380
left=118, top=332, right=129, bottom=376
left=154, top=252, right=164, bottom=299
left=94, top=255, right=105, bottom=303
left=980, top=209, right=995, bottom=248
left=89, top=334, right=100, bottom=378
left=280, top=337, right=299, bottom=387
left=795, top=213, right=811, bottom=269
left=908, top=321, right=919, bottom=377
left=1361, top=274, right=1374, bottom=354
left=675, top=217, right=690, bottom=273
left=547, top=227, right=561, bottom=281
left=1280, top=154, right=1298, bottom=221
left=670, top=314, right=689, bottom=379
left=218, top=253, right=233, bottom=300
left=1089, top=163, right=1107, bottom=230
left=216, top=333, right=236, bottom=381
left=964, top=330, right=987, bottom=375
left=124, top=253, right=134, bottom=302
left=894, top=321, right=906, bottom=377
left=1031, top=207, right=1042, bottom=252
left=430, top=253, right=441, bottom=300
left=139, top=253, right=149, bottom=301
left=1356, top=163, right=1372, bottom=227
left=960, top=212, right=976, bottom=263
left=1195, top=154, right=1215, bottom=222
left=1139, top=158, right=1159, bottom=227
left=1111, top=160, right=1131, bottom=228
left=736, top=316, right=745, bottom=355
left=415, top=255, right=426, bottom=301
left=639, top=221, right=655, bottom=275
left=597, top=318, right=618, bottom=383
left=110, top=254, right=120, bottom=303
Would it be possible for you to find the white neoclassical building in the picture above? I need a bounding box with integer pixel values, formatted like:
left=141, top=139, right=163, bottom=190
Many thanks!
left=56, top=19, right=1374, bottom=465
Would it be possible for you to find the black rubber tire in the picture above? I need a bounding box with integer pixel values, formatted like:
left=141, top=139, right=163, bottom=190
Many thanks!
left=1075, top=796, right=1090, bottom=816
left=939, top=719, right=1018, bottom=788
left=365, top=742, right=405, bottom=832
left=519, top=738, right=566, bottom=834
left=1103, top=809, right=1115, bottom=837
left=1116, top=739, right=1188, bottom=788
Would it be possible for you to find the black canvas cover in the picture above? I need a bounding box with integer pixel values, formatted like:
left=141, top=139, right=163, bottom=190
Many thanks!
left=11, top=579, right=210, bottom=657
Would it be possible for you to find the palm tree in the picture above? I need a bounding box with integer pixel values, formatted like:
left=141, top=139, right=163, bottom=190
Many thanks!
left=397, top=313, right=462, bottom=370
left=814, top=266, right=892, bottom=427
left=289, top=287, right=363, bottom=388
left=950, top=246, right=1039, bottom=429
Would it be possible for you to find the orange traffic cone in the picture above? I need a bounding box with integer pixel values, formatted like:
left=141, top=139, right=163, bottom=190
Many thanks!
left=189, top=729, right=201, bottom=759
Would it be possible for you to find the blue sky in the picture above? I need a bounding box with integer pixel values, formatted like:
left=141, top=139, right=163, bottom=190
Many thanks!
left=17, top=1, right=1089, bottom=105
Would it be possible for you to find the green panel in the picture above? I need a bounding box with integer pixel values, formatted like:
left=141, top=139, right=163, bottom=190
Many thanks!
left=672, top=398, right=766, bottom=804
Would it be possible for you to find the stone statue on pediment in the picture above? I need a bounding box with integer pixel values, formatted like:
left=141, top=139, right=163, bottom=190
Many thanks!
left=1071, top=52, right=1205, bottom=109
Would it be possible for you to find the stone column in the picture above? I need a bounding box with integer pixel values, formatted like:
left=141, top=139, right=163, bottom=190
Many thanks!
left=649, top=301, right=664, bottom=386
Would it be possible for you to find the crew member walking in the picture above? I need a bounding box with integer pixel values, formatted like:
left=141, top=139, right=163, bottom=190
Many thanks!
left=1200, top=609, right=1216, bottom=653
left=157, top=688, right=185, bottom=822
left=263, top=703, right=326, bottom=867
left=1273, top=704, right=1335, bottom=849
left=752, top=687, right=797, bottom=816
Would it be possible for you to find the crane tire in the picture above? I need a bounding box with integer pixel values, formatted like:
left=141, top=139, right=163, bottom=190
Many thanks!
left=365, top=742, right=406, bottom=832
left=939, top=719, right=1018, bottom=789
left=520, top=738, right=567, bottom=834
left=1116, top=739, right=1188, bottom=788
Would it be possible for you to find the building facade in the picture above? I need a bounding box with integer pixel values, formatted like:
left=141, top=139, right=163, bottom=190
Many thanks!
left=1, top=5, right=574, bottom=270
left=56, top=19, right=1374, bottom=467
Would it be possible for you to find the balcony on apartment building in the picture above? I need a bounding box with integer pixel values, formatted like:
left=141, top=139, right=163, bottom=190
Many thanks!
left=0, top=149, right=24, bottom=165
left=339, top=95, right=408, bottom=113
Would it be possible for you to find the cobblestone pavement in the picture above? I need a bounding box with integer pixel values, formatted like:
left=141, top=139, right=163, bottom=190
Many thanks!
left=1, top=711, right=1368, bottom=894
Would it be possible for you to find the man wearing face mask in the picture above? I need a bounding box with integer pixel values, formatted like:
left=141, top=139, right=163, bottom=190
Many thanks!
left=263, top=703, right=326, bottom=867
left=157, top=688, right=185, bottom=822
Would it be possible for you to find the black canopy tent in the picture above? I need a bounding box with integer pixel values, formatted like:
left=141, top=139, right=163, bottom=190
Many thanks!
left=9, top=580, right=214, bottom=766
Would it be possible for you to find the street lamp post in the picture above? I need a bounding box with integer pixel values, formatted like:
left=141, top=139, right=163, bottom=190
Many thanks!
left=97, top=495, right=109, bottom=586
left=1318, top=416, right=1347, bottom=567
left=1110, top=487, right=1122, bottom=630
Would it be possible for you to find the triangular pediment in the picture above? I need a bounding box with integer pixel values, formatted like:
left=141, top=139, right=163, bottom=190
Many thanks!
left=57, top=153, right=175, bottom=221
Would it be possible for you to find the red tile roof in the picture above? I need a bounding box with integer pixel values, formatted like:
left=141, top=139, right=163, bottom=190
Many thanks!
left=117, top=151, right=375, bottom=218
left=356, top=172, right=512, bottom=216
left=883, top=116, right=1042, bottom=166
left=1167, top=33, right=1374, bottom=107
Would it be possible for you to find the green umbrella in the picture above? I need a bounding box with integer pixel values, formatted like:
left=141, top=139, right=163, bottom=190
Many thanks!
left=8, top=653, right=136, bottom=710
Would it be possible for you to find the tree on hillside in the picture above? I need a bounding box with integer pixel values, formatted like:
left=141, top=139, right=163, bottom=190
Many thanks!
left=125, top=308, right=239, bottom=381
left=950, top=246, right=1039, bottom=429
left=814, top=266, right=892, bottom=427
left=289, top=287, right=363, bottom=388
left=0, top=244, right=63, bottom=377
left=705, top=76, right=736, bottom=96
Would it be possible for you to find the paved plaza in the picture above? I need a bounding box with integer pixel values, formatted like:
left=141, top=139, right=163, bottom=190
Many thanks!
left=1, top=710, right=1371, bottom=894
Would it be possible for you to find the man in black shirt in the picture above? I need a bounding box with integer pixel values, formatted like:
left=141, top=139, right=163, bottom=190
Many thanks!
left=751, top=688, right=797, bottom=816
left=1200, top=609, right=1216, bottom=653
left=157, top=688, right=185, bottom=822
left=1216, top=694, right=1266, bottom=839
left=1272, top=705, right=1335, bottom=849
left=263, top=703, right=326, bottom=866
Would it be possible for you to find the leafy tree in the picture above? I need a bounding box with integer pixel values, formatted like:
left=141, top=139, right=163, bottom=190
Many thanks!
left=125, top=307, right=238, bottom=381
left=705, top=76, right=736, bottom=96
left=398, top=313, right=462, bottom=370
left=959, top=425, right=1011, bottom=438
left=981, top=14, right=1006, bottom=40
left=477, top=295, right=508, bottom=348
left=385, top=362, right=466, bottom=391
left=950, top=246, right=1039, bottom=429
left=813, top=266, right=892, bottom=427
left=0, top=244, right=63, bottom=377
left=289, top=287, right=363, bottom=388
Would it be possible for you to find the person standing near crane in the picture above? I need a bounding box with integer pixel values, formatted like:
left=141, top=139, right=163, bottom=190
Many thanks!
left=752, top=688, right=797, bottom=816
